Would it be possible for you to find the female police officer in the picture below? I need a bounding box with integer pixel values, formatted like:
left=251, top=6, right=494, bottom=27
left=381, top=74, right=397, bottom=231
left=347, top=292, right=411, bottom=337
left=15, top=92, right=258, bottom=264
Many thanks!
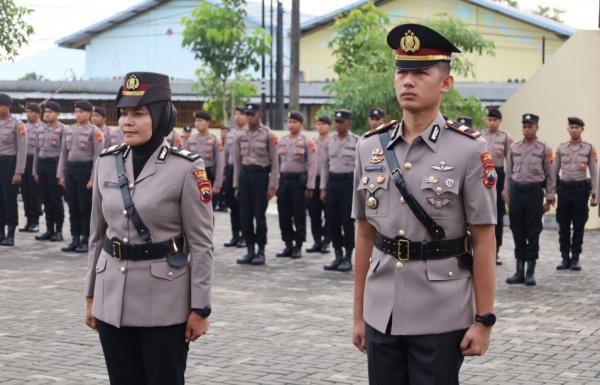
left=84, top=72, right=213, bottom=385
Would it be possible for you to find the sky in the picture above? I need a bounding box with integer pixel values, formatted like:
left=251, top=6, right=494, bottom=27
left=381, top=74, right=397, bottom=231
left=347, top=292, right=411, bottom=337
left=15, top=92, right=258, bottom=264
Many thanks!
left=2, top=0, right=598, bottom=80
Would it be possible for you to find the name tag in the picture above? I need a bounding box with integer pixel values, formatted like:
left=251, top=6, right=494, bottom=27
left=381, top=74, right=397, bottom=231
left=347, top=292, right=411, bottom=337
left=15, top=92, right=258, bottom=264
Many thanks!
left=365, top=165, right=385, bottom=172
left=103, top=181, right=119, bottom=189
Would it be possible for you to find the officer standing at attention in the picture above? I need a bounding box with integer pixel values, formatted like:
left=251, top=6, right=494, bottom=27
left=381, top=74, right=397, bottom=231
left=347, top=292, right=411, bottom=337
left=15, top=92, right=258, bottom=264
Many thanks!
left=320, top=108, right=360, bottom=272
left=275, top=111, right=317, bottom=259
left=504, top=113, right=555, bottom=286
left=222, top=107, right=246, bottom=248
left=352, top=24, right=497, bottom=384
left=0, top=94, right=26, bottom=247
left=184, top=111, right=223, bottom=207
left=58, top=100, right=104, bottom=253
left=481, top=107, right=514, bottom=265
left=306, top=116, right=331, bottom=253
left=33, top=101, right=65, bottom=242
left=93, top=106, right=124, bottom=148
left=553, top=117, right=598, bottom=271
left=368, top=108, right=386, bottom=131
left=84, top=71, right=213, bottom=385
left=19, top=102, right=43, bottom=233
left=234, top=103, right=279, bottom=265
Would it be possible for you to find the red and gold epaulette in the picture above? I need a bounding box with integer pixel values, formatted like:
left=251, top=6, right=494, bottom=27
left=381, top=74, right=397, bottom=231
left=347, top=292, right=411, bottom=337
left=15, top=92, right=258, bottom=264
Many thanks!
left=445, top=119, right=481, bottom=139
left=363, top=120, right=398, bottom=138
left=99, top=143, right=128, bottom=157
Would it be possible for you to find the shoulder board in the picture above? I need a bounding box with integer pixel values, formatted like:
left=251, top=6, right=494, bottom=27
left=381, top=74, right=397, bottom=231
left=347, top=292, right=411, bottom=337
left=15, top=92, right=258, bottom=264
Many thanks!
left=445, top=120, right=481, bottom=139
left=363, top=120, right=398, bottom=138
left=169, top=146, right=202, bottom=161
left=99, top=143, right=128, bottom=157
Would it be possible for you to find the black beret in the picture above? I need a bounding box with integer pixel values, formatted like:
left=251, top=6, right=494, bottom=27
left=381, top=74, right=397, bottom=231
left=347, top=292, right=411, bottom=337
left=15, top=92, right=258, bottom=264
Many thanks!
left=235, top=107, right=245, bottom=113
left=317, top=116, right=332, bottom=125
left=183, top=125, right=193, bottom=132
left=568, top=117, right=584, bottom=126
left=245, top=103, right=261, bottom=113
left=93, top=106, right=107, bottom=117
left=387, top=24, right=460, bottom=70
left=287, top=111, right=304, bottom=123
left=74, top=100, right=93, bottom=112
left=116, top=72, right=171, bottom=108
left=522, top=113, right=539, bottom=124
left=26, top=102, right=41, bottom=114
left=45, top=100, right=61, bottom=113
left=194, top=110, right=211, bottom=121
left=334, top=109, right=352, bottom=121
left=457, top=116, right=473, bottom=128
left=369, top=108, right=385, bottom=118
left=487, top=107, right=502, bottom=119
left=0, top=93, right=12, bottom=106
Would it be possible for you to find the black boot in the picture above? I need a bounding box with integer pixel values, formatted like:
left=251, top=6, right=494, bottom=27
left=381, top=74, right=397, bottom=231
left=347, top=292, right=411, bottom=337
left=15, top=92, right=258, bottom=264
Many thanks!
left=29, top=220, right=39, bottom=232
left=0, top=226, right=5, bottom=243
left=324, top=248, right=343, bottom=271
left=0, top=226, right=15, bottom=246
left=235, top=237, right=246, bottom=248
left=496, top=254, right=502, bottom=265
left=291, top=242, right=302, bottom=259
left=320, top=241, right=331, bottom=253
left=19, top=220, right=32, bottom=232
left=556, top=252, right=571, bottom=270
left=251, top=245, right=266, bottom=265
left=276, top=242, right=293, bottom=258
left=525, top=261, right=537, bottom=286
left=570, top=253, right=582, bottom=271
left=506, top=260, right=525, bottom=284
left=50, top=222, right=63, bottom=242
left=236, top=244, right=255, bottom=264
left=74, top=236, right=89, bottom=253
left=224, top=233, right=240, bottom=247
left=306, top=241, right=322, bottom=253
left=61, top=235, right=80, bottom=252
left=337, top=248, right=353, bottom=272
left=36, top=222, right=54, bottom=241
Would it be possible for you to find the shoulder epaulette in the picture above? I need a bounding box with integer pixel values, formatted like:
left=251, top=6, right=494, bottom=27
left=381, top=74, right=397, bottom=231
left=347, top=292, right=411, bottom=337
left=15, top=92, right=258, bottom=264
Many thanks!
left=99, top=143, right=128, bottom=157
left=445, top=120, right=481, bottom=139
left=169, top=146, right=202, bottom=161
left=363, top=120, right=398, bottom=138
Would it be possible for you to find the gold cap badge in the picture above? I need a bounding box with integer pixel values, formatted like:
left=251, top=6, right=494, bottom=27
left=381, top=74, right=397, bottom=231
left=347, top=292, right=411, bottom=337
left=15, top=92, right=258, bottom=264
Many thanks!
left=400, top=30, right=420, bottom=54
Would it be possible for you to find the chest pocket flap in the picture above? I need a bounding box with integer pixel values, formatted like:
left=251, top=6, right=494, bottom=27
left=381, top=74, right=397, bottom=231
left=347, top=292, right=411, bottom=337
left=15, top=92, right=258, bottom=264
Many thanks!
left=420, top=175, right=460, bottom=196
left=357, top=171, right=391, bottom=217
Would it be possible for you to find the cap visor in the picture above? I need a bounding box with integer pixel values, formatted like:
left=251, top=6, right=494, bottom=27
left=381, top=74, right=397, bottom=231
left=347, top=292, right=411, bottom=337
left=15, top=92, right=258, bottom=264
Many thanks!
left=116, top=96, right=143, bottom=108
left=394, top=60, right=448, bottom=70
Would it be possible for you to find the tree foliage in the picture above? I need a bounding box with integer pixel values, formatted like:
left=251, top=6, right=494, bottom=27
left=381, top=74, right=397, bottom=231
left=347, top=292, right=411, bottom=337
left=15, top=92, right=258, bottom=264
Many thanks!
left=181, top=0, right=270, bottom=124
left=491, top=0, right=519, bottom=8
left=19, top=72, right=46, bottom=81
left=0, top=0, right=34, bottom=62
left=533, top=6, right=565, bottom=23
left=195, top=71, right=257, bottom=123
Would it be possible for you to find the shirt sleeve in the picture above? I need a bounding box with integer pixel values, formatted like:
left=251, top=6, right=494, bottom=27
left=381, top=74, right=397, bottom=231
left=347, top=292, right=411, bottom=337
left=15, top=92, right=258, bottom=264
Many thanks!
left=504, top=145, right=512, bottom=197
left=320, top=139, right=330, bottom=190
left=553, top=145, right=561, bottom=185
left=57, top=128, right=68, bottom=179
left=233, top=134, right=241, bottom=189
left=213, top=137, right=225, bottom=189
left=306, top=138, right=317, bottom=190
left=15, top=122, right=27, bottom=175
left=351, top=141, right=366, bottom=220
left=268, top=131, right=279, bottom=190
left=464, top=141, right=497, bottom=225
left=543, top=144, right=555, bottom=199
left=85, top=157, right=107, bottom=297
left=589, top=145, right=598, bottom=197
left=91, top=127, right=104, bottom=181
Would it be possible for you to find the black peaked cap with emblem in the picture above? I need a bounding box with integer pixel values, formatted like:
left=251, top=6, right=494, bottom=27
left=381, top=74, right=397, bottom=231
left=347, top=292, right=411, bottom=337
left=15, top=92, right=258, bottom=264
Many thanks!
left=457, top=116, right=473, bottom=128
left=522, top=113, right=539, bottom=124
left=116, top=72, right=171, bottom=108
left=369, top=108, right=385, bottom=118
left=568, top=117, right=584, bottom=127
left=334, top=109, right=352, bottom=121
left=245, top=103, right=261, bottom=113
left=387, top=24, right=460, bottom=70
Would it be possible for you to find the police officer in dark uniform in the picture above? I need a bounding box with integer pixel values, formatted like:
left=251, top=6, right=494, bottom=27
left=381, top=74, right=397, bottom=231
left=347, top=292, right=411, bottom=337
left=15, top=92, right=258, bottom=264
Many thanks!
left=368, top=108, right=386, bottom=131
left=34, top=101, right=65, bottom=242
left=19, top=102, right=43, bottom=233
left=0, top=93, right=26, bottom=246
left=58, top=100, right=104, bottom=253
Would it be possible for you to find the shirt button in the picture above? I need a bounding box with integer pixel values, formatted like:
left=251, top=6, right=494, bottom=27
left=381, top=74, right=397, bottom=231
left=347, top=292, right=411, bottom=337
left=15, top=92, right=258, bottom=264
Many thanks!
left=396, top=261, right=404, bottom=269
left=400, top=196, right=406, bottom=204
left=435, top=186, right=443, bottom=193
left=120, top=266, right=126, bottom=273
left=398, top=229, right=405, bottom=236
left=369, top=257, right=372, bottom=263
left=168, top=271, right=173, bottom=277
left=403, top=162, right=412, bottom=170
left=128, top=182, right=135, bottom=189
left=369, top=184, right=375, bottom=190
left=122, top=210, right=127, bottom=217
left=123, top=237, right=128, bottom=244
left=448, top=271, right=454, bottom=277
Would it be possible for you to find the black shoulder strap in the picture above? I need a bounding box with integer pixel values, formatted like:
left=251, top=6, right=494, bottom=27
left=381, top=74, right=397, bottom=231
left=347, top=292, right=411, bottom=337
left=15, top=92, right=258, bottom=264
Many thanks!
left=378, top=131, right=445, bottom=241
left=115, top=151, right=153, bottom=243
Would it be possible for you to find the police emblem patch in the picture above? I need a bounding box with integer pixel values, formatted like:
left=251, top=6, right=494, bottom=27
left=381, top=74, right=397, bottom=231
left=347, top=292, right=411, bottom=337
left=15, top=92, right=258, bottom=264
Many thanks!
left=400, top=30, right=420, bottom=54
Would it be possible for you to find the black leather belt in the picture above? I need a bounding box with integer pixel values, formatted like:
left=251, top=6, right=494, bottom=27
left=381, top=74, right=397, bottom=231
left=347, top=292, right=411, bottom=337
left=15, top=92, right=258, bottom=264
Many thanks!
left=329, top=172, right=353, bottom=180
left=103, top=236, right=184, bottom=261
left=558, top=180, right=590, bottom=189
left=511, top=182, right=543, bottom=192
left=375, top=232, right=468, bottom=261
left=241, top=164, right=270, bottom=172
left=280, top=172, right=306, bottom=179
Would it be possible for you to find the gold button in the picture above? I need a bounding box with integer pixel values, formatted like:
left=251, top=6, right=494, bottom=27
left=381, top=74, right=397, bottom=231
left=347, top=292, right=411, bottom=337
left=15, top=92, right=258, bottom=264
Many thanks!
left=435, top=186, right=443, bottom=193
left=129, top=183, right=135, bottom=189
left=122, top=210, right=127, bottom=217
left=120, top=266, right=126, bottom=273
left=396, top=261, right=404, bottom=269
left=369, top=257, right=372, bottom=263
left=168, top=271, right=173, bottom=277
left=400, top=196, right=406, bottom=204
left=369, top=184, right=375, bottom=190
left=448, top=271, right=454, bottom=277
left=398, top=229, right=405, bottom=236
left=123, top=237, right=128, bottom=244
left=403, top=162, right=412, bottom=170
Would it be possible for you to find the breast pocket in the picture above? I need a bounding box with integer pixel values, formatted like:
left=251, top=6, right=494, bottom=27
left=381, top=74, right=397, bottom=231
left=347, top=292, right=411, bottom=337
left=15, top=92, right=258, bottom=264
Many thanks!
left=65, top=133, right=73, bottom=150
left=426, top=257, right=471, bottom=281
left=187, top=142, right=197, bottom=152
left=293, top=145, right=305, bottom=160
left=78, top=134, right=90, bottom=150
left=576, top=153, right=589, bottom=170
left=240, top=140, right=250, bottom=157
left=277, top=144, right=287, bottom=155
left=0, top=132, right=14, bottom=145
left=528, top=155, right=543, bottom=176
left=150, top=261, right=190, bottom=321
left=357, top=172, right=390, bottom=217
left=342, top=146, right=355, bottom=158
left=420, top=175, right=460, bottom=220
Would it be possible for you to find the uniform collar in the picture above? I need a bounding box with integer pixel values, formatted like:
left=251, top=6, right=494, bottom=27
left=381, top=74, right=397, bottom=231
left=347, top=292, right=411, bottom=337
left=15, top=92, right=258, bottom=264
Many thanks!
left=387, top=112, right=445, bottom=153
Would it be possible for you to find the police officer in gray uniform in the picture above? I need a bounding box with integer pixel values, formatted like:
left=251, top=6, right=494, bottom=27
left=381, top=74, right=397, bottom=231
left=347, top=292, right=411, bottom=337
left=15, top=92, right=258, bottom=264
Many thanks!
left=58, top=100, right=104, bottom=253
left=34, top=101, right=65, bottom=242
left=19, top=102, right=43, bottom=233
left=504, top=113, right=555, bottom=286
left=352, top=24, right=497, bottom=385
left=368, top=108, right=386, bottom=131
left=0, top=94, right=26, bottom=246
left=93, top=106, right=124, bottom=148
left=321, top=109, right=360, bottom=272
left=85, top=72, right=213, bottom=385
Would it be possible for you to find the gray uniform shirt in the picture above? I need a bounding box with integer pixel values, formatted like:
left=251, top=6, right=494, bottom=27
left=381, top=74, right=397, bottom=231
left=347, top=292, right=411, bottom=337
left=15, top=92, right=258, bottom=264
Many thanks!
left=225, top=127, right=245, bottom=166
left=351, top=114, right=496, bottom=336
left=25, top=121, right=43, bottom=156
left=554, top=141, right=598, bottom=194
left=85, top=142, right=213, bottom=328
left=33, top=122, right=65, bottom=176
left=277, top=133, right=318, bottom=189
left=100, top=125, right=124, bottom=149
left=481, top=129, right=512, bottom=167
left=233, top=124, right=279, bottom=189
left=315, top=135, right=329, bottom=177
left=505, top=138, right=555, bottom=200
left=0, top=116, right=27, bottom=174
left=184, top=132, right=224, bottom=189
left=57, top=123, right=104, bottom=179
left=320, top=132, right=360, bottom=189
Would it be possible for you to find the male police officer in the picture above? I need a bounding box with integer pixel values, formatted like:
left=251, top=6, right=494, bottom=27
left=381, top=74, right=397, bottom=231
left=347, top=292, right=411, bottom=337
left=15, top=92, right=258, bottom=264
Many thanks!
left=368, top=108, right=386, bottom=131
left=321, top=108, right=360, bottom=272
left=504, top=113, right=554, bottom=286
left=58, top=100, right=104, bottom=252
left=234, top=103, right=279, bottom=265
left=276, top=112, right=317, bottom=259
left=306, top=116, right=331, bottom=253
left=0, top=94, right=26, bottom=246
left=92, top=106, right=123, bottom=148
left=554, top=117, right=598, bottom=271
left=481, top=107, right=514, bottom=265
left=20, top=102, right=43, bottom=233
left=34, top=101, right=65, bottom=242
left=352, top=24, right=497, bottom=385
